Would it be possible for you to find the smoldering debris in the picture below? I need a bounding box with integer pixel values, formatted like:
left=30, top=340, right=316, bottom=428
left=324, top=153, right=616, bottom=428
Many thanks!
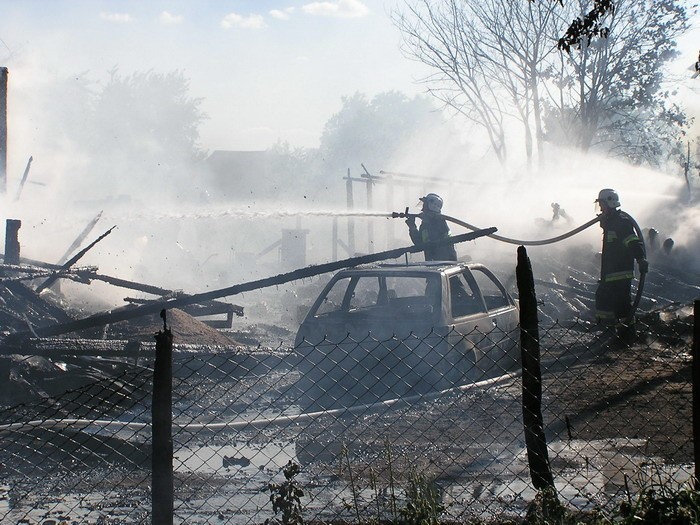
left=0, top=209, right=695, bottom=413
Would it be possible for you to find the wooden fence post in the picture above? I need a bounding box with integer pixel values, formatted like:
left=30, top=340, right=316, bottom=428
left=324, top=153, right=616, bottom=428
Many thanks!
left=0, top=67, right=7, bottom=195
left=516, top=245, right=555, bottom=491
left=152, top=309, right=173, bottom=524
left=693, top=300, right=700, bottom=490
left=346, top=169, right=356, bottom=256
left=4, top=219, right=21, bottom=265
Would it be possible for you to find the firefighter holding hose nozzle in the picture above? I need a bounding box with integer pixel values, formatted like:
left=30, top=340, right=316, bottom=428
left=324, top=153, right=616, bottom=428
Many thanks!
left=594, top=188, right=648, bottom=342
left=405, top=193, right=458, bottom=262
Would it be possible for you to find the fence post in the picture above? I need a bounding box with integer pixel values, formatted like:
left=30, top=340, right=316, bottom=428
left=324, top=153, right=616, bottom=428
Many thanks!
left=693, top=300, right=700, bottom=490
left=4, top=219, right=21, bottom=265
left=516, top=246, right=555, bottom=491
left=153, top=309, right=174, bottom=524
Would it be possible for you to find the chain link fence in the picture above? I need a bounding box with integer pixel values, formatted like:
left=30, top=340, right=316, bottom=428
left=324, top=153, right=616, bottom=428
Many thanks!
left=0, top=304, right=694, bottom=524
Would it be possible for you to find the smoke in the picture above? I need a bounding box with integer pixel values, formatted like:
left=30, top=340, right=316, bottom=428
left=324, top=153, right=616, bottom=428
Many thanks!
left=382, top=121, right=696, bottom=279
left=2, top=51, right=697, bottom=314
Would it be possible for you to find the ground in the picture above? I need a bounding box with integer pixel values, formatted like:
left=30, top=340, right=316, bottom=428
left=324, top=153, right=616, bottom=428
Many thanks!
left=0, top=271, right=695, bottom=523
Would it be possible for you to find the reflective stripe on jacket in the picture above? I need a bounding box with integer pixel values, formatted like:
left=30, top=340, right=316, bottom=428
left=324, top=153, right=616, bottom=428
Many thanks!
left=409, top=214, right=458, bottom=261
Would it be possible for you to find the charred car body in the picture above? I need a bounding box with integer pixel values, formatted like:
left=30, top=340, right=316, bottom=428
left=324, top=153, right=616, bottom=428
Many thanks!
left=295, top=262, right=519, bottom=409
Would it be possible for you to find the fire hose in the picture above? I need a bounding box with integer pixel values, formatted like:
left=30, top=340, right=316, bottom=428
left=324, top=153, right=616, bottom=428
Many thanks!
left=624, top=211, right=648, bottom=323
left=391, top=208, right=601, bottom=246
left=390, top=209, right=647, bottom=321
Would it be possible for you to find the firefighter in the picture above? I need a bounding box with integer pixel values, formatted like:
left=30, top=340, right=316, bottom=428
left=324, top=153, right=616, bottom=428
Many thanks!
left=594, top=189, right=648, bottom=336
left=405, top=193, right=458, bottom=261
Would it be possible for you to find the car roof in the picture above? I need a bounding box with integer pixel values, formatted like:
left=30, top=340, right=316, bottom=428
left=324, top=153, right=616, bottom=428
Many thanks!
left=332, top=261, right=479, bottom=276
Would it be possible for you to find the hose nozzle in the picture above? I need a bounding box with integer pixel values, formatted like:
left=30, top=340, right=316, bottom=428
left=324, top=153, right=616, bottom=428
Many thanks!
left=391, top=207, right=417, bottom=219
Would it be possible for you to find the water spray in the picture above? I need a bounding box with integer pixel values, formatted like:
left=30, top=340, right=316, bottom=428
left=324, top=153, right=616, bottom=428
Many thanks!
left=102, top=209, right=398, bottom=222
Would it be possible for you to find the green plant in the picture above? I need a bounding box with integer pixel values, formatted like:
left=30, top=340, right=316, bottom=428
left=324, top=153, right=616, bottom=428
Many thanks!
left=266, top=460, right=304, bottom=525
left=398, top=471, right=445, bottom=525
left=341, top=443, right=363, bottom=524
left=525, top=486, right=568, bottom=524
left=386, top=439, right=398, bottom=522
left=617, top=472, right=700, bottom=525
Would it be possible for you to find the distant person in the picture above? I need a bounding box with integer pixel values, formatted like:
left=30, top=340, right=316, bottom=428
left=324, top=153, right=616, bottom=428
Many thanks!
left=645, top=228, right=660, bottom=256
left=551, top=202, right=571, bottom=223
left=594, top=189, right=648, bottom=338
left=405, top=193, right=458, bottom=261
left=663, top=238, right=675, bottom=255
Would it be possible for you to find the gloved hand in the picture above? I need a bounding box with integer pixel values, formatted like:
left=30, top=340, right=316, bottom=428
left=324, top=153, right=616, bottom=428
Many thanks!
left=638, top=259, right=649, bottom=274
left=405, top=216, right=416, bottom=229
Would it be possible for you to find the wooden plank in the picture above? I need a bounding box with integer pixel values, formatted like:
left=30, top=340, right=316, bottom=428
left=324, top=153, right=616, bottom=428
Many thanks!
left=36, top=226, right=116, bottom=292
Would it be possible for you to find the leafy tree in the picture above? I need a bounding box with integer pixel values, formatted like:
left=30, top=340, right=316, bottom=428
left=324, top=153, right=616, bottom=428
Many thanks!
left=31, top=68, right=208, bottom=205
left=318, top=91, right=446, bottom=175
left=545, top=0, right=690, bottom=166
left=557, top=0, right=616, bottom=53
left=266, top=139, right=326, bottom=202
left=83, top=68, right=208, bottom=200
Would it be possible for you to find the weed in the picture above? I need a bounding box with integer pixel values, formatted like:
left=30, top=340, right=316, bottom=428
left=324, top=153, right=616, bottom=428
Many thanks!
left=341, top=443, right=363, bottom=524
left=386, top=439, right=398, bottom=521
left=616, top=470, right=700, bottom=525
left=399, top=471, right=445, bottom=525
left=524, top=486, right=568, bottom=524
left=266, top=460, right=305, bottom=525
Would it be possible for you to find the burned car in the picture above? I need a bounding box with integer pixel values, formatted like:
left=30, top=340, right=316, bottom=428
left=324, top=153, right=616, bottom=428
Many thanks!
left=294, top=262, right=519, bottom=410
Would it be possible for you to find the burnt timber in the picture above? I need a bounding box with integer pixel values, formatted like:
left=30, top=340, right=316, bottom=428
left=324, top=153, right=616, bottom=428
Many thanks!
left=1, top=228, right=497, bottom=348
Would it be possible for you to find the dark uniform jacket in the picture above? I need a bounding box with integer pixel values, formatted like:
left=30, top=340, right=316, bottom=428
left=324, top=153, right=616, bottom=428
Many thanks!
left=409, top=213, right=458, bottom=261
left=600, top=210, right=645, bottom=282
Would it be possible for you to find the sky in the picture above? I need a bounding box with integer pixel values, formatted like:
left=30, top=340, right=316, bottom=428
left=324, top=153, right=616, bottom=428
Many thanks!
left=1, top=0, right=428, bottom=152
left=3, top=0, right=700, bottom=152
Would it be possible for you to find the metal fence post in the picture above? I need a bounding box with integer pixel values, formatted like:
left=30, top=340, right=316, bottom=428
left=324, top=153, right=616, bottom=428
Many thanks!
left=516, top=246, right=555, bottom=491
left=153, top=310, right=174, bottom=524
left=693, top=300, right=700, bottom=490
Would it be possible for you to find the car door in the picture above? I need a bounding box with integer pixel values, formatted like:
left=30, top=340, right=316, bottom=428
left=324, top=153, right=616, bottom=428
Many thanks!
left=447, top=266, right=518, bottom=378
left=467, top=265, right=519, bottom=373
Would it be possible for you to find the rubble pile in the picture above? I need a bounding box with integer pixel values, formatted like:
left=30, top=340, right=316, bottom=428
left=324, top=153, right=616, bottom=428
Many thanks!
left=0, top=256, right=248, bottom=408
left=519, top=245, right=699, bottom=324
left=0, top=220, right=696, bottom=409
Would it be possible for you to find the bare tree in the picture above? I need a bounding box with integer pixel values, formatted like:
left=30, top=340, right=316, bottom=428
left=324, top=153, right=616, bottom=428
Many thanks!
left=394, top=0, right=689, bottom=167
left=394, top=0, right=561, bottom=166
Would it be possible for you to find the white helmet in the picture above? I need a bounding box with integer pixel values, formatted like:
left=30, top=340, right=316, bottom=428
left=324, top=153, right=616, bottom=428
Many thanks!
left=420, top=193, right=444, bottom=213
left=596, top=188, right=620, bottom=209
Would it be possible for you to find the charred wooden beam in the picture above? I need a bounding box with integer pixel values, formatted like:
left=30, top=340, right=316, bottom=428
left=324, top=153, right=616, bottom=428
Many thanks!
left=0, top=255, right=64, bottom=270
left=14, top=156, right=32, bottom=202
left=534, top=278, right=596, bottom=300
left=5, top=282, right=74, bottom=324
left=89, top=273, right=172, bottom=296
left=1, top=228, right=497, bottom=344
left=57, top=211, right=103, bottom=265
left=4, top=219, right=21, bottom=265
left=0, top=67, right=7, bottom=194
left=36, top=225, right=116, bottom=292
left=124, top=297, right=243, bottom=317
left=0, top=264, right=97, bottom=282
left=517, top=246, right=556, bottom=492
